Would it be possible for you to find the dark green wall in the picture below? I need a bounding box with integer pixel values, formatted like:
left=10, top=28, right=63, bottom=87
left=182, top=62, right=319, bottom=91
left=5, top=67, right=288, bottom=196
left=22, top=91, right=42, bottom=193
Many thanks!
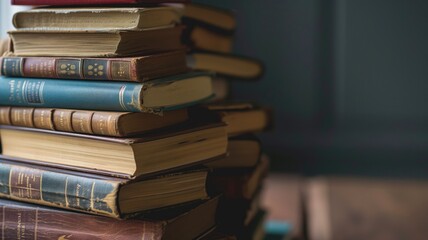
left=195, top=0, right=428, bottom=177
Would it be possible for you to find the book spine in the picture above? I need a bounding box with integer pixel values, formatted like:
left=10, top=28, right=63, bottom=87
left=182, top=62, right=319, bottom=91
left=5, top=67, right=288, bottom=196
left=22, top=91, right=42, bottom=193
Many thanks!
left=0, top=76, right=146, bottom=112
left=0, top=107, right=124, bottom=136
left=0, top=162, right=121, bottom=217
left=1, top=57, right=139, bottom=82
left=0, top=200, right=164, bottom=240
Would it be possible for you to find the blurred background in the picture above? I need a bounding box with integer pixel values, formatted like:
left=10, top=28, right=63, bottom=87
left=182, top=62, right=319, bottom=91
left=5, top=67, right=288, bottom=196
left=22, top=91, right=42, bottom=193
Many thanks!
left=2, top=1, right=428, bottom=239
left=193, top=0, right=428, bottom=178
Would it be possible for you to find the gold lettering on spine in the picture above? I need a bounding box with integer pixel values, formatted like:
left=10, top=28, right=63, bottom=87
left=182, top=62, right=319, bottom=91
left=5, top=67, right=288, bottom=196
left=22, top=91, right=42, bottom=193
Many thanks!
left=64, top=177, right=69, bottom=208
left=90, top=181, right=96, bottom=212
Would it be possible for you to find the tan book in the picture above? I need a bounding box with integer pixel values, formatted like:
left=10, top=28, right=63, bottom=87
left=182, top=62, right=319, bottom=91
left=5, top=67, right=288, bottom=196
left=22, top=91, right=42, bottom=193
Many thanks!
left=13, top=7, right=181, bottom=31
left=0, top=121, right=227, bottom=177
left=0, top=107, right=188, bottom=137
left=8, top=26, right=183, bottom=57
left=202, top=102, right=271, bottom=136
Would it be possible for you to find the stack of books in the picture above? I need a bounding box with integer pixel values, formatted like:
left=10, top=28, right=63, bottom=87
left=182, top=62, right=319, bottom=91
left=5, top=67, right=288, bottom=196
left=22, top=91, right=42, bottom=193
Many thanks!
left=180, top=3, right=270, bottom=239
left=0, top=0, right=270, bottom=239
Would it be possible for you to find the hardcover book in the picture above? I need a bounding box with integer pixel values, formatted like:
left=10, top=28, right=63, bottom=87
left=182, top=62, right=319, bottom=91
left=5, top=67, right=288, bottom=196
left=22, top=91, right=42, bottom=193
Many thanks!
left=0, top=121, right=227, bottom=177
left=0, top=159, right=208, bottom=218
left=0, top=197, right=218, bottom=240
left=183, top=25, right=234, bottom=53
left=0, top=51, right=187, bottom=82
left=205, top=135, right=261, bottom=169
left=182, top=3, right=236, bottom=35
left=12, top=0, right=190, bottom=5
left=0, top=72, right=213, bottom=113
left=0, top=107, right=188, bottom=137
left=8, top=26, right=183, bottom=57
left=187, top=52, right=264, bottom=80
left=202, top=102, right=271, bottom=136
left=13, top=7, right=181, bottom=31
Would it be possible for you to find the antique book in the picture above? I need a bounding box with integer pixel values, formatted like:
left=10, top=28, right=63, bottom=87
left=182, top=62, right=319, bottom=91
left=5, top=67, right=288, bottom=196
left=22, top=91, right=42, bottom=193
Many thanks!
left=183, top=25, right=234, bottom=53
left=203, top=102, right=271, bottom=136
left=208, top=155, right=269, bottom=200
left=188, top=52, right=264, bottom=80
left=12, top=0, right=190, bottom=5
left=0, top=107, right=188, bottom=137
left=8, top=26, right=183, bottom=57
left=205, top=135, right=261, bottom=168
left=307, top=177, right=428, bottom=240
left=13, top=7, right=181, bottom=31
left=0, top=159, right=208, bottom=218
left=0, top=72, right=213, bottom=113
left=0, top=51, right=187, bottom=82
left=0, top=121, right=227, bottom=177
left=182, top=3, right=236, bottom=35
left=0, top=197, right=218, bottom=239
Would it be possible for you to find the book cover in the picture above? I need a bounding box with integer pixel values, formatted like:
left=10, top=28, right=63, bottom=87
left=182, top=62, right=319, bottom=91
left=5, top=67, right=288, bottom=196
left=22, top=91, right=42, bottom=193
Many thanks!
left=0, top=197, right=218, bottom=240
left=0, top=51, right=187, bottom=82
left=0, top=106, right=188, bottom=137
left=0, top=72, right=213, bottom=113
left=0, top=158, right=209, bottom=218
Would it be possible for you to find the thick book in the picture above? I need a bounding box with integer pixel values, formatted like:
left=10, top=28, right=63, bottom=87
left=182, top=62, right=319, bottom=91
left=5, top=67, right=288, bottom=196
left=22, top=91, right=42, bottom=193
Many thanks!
left=0, top=107, right=188, bottom=137
left=8, top=26, right=183, bottom=57
left=183, top=25, right=234, bottom=53
left=12, top=0, right=190, bottom=5
left=0, top=51, right=187, bottom=82
left=187, top=52, right=264, bottom=80
left=13, top=7, right=181, bottom=31
left=0, top=72, right=213, bottom=113
left=0, top=159, right=208, bottom=218
left=202, top=102, right=272, bottom=136
left=205, top=135, right=261, bottom=169
left=182, top=3, right=236, bottom=35
left=0, top=197, right=218, bottom=240
left=0, top=121, right=227, bottom=177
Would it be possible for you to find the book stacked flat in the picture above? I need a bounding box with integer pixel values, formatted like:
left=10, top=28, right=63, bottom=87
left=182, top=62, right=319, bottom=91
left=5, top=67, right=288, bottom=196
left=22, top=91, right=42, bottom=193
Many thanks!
left=0, top=1, right=270, bottom=239
left=181, top=3, right=270, bottom=239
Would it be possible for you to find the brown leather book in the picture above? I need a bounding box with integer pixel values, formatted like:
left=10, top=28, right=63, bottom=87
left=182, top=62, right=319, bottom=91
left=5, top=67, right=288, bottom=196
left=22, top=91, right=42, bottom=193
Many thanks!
left=8, top=26, right=184, bottom=57
left=0, top=106, right=188, bottom=137
left=0, top=158, right=210, bottom=218
left=0, top=197, right=218, bottom=240
left=0, top=121, right=227, bottom=178
left=0, top=51, right=187, bottom=82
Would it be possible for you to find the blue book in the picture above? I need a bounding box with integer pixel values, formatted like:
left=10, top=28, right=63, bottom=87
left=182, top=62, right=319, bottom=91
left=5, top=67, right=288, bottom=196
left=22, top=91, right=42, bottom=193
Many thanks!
left=0, top=72, right=213, bottom=113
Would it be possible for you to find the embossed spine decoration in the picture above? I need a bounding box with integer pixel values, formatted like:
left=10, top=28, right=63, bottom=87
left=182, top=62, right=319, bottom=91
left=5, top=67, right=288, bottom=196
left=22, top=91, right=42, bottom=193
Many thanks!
left=0, top=76, right=145, bottom=112
left=1, top=57, right=135, bottom=81
left=0, top=107, right=125, bottom=136
left=0, top=163, right=121, bottom=217
left=0, top=201, right=165, bottom=240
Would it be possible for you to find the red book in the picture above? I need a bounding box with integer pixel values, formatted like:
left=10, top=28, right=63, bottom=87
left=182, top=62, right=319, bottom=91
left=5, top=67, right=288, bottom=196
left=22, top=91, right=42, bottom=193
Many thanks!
left=12, top=0, right=189, bottom=5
